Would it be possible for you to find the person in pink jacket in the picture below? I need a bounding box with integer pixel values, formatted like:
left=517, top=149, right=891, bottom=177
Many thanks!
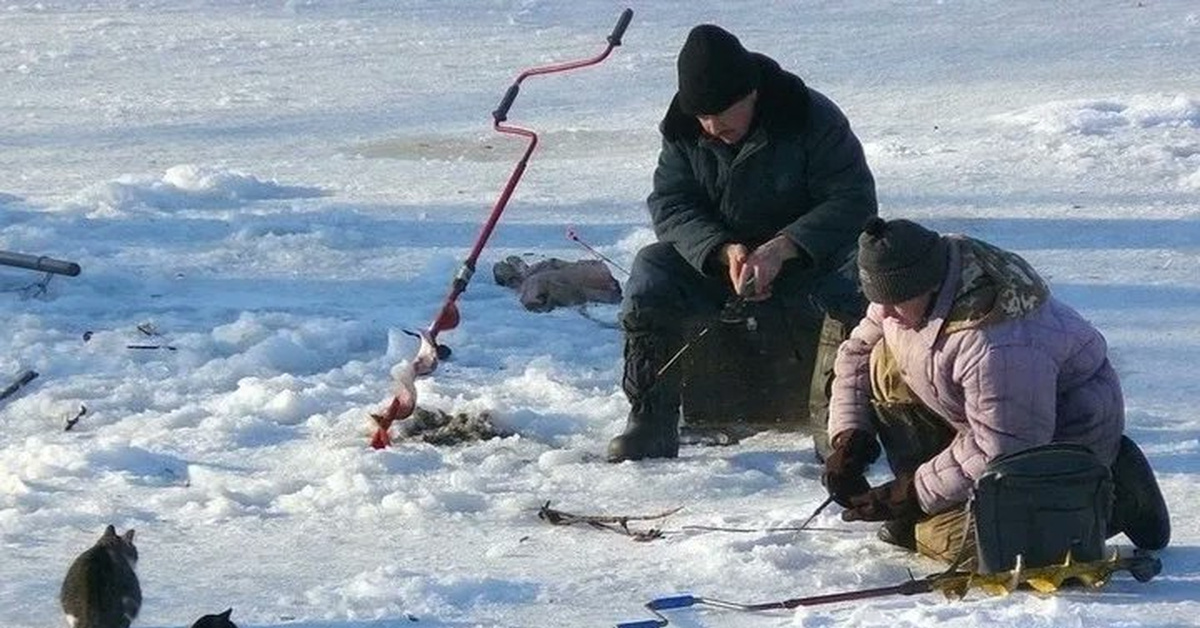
left=824, top=217, right=1169, bottom=565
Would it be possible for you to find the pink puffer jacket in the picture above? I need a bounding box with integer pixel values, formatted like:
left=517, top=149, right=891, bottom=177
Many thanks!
left=829, top=237, right=1124, bottom=514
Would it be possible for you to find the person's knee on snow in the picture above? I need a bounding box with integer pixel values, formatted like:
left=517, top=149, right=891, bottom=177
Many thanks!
left=1107, top=435, right=1170, bottom=550
left=826, top=217, right=1170, bottom=564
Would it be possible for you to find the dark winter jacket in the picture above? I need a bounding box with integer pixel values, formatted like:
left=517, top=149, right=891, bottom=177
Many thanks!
left=648, top=53, right=877, bottom=277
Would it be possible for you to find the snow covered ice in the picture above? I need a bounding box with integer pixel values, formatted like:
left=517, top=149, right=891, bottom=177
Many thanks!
left=1, top=2, right=1198, bottom=627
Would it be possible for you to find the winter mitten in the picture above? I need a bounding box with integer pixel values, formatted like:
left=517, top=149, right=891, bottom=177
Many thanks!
left=842, top=473, right=923, bottom=522
left=822, top=429, right=882, bottom=506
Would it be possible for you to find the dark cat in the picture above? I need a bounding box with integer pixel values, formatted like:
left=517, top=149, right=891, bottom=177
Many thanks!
left=60, top=525, right=141, bottom=628
left=190, top=608, right=238, bottom=628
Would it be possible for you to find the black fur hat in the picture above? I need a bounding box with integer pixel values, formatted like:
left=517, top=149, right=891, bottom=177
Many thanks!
left=857, top=217, right=949, bottom=304
left=676, top=24, right=760, bottom=115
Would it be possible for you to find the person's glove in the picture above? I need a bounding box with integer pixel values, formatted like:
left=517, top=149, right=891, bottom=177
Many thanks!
left=841, top=473, right=923, bottom=522
left=822, top=429, right=881, bottom=507
left=737, top=235, right=803, bottom=301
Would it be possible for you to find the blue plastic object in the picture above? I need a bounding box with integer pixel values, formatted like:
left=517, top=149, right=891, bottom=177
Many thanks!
left=646, top=595, right=698, bottom=611
left=615, top=594, right=699, bottom=628
left=614, top=620, right=666, bottom=628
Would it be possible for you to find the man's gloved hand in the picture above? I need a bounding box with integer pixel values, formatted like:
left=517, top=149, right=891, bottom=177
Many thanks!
left=737, top=235, right=801, bottom=301
left=841, top=473, right=923, bottom=522
left=822, top=429, right=881, bottom=507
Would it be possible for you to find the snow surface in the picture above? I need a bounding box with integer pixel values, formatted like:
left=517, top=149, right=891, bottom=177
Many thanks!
left=2, top=1, right=1198, bottom=627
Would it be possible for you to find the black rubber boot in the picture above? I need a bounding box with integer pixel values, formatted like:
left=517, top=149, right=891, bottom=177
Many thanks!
left=877, top=518, right=917, bottom=551
left=607, top=420, right=679, bottom=462
left=1108, top=435, right=1171, bottom=550
left=607, top=331, right=681, bottom=462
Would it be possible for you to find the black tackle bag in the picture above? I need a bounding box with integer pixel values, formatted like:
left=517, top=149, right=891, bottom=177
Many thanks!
left=972, top=443, right=1113, bottom=574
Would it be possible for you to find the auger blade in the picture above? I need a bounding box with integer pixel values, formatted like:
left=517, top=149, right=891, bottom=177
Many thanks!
left=1024, top=577, right=1061, bottom=593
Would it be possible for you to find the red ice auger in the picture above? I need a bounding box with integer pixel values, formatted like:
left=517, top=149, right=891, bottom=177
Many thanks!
left=369, top=9, right=634, bottom=449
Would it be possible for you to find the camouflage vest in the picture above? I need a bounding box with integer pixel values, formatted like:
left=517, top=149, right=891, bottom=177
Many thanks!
left=869, top=237, right=1049, bottom=407
left=943, top=236, right=1049, bottom=334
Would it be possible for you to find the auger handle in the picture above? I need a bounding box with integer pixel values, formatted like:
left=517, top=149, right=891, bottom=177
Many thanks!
left=492, top=84, right=521, bottom=124
left=492, top=8, right=633, bottom=124
left=608, top=8, right=633, bottom=46
left=0, top=250, right=81, bottom=276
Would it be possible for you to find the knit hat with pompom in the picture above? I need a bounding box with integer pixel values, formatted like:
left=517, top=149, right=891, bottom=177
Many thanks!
left=856, top=217, right=949, bottom=304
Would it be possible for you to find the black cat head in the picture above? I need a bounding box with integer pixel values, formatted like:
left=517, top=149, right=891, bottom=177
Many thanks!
left=190, top=607, right=238, bottom=628
left=97, top=524, right=138, bottom=566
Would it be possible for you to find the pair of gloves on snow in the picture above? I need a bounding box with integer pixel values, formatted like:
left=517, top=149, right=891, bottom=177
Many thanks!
left=493, top=256, right=621, bottom=312
left=823, top=429, right=922, bottom=522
